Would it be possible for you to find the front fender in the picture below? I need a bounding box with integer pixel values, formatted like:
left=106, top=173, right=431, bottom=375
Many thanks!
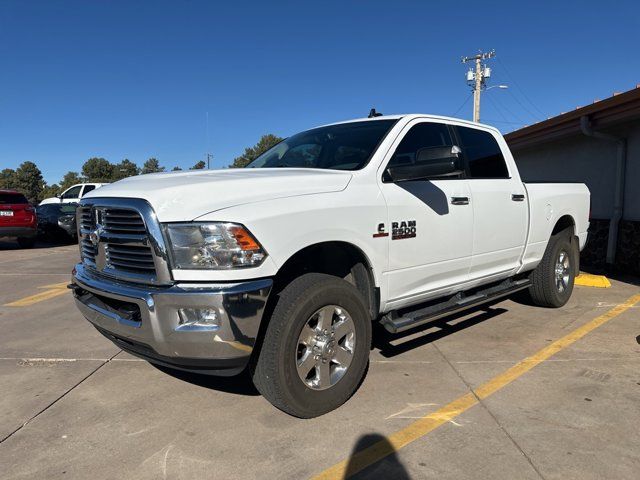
left=191, top=187, right=388, bottom=290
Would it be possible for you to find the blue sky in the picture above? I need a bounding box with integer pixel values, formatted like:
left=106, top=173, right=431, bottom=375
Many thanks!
left=1, top=0, right=637, bottom=184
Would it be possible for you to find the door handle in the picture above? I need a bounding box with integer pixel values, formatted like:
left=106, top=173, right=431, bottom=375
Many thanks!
left=451, top=196, right=470, bottom=205
left=512, top=194, right=525, bottom=202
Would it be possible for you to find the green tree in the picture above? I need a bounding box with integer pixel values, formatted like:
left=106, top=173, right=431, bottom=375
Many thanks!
left=141, top=157, right=165, bottom=174
left=59, top=171, right=83, bottom=191
left=231, top=134, right=283, bottom=168
left=82, top=157, right=114, bottom=182
left=112, top=158, right=140, bottom=181
left=41, top=183, right=61, bottom=199
left=0, top=168, right=17, bottom=189
left=172, top=166, right=182, bottom=171
left=191, top=160, right=206, bottom=170
left=14, top=161, right=44, bottom=203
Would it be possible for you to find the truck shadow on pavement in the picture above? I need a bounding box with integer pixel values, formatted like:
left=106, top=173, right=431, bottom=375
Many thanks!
left=345, top=433, right=411, bottom=479
left=152, top=365, right=260, bottom=396
left=373, top=305, right=508, bottom=358
left=153, top=305, right=508, bottom=396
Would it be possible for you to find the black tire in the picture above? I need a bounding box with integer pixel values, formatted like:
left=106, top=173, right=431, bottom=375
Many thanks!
left=17, top=237, right=35, bottom=248
left=528, top=229, right=577, bottom=308
left=252, top=273, right=371, bottom=418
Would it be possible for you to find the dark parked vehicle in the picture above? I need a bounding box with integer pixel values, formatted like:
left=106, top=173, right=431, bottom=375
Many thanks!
left=0, top=189, right=37, bottom=248
left=36, top=203, right=78, bottom=241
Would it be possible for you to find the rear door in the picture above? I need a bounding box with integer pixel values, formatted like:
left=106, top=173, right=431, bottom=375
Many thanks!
left=456, top=126, right=528, bottom=281
left=0, top=192, right=32, bottom=226
left=379, top=120, right=473, bottom=306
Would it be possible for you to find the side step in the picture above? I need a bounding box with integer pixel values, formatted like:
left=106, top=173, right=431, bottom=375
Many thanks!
left=380, top=278, right=531, bottom=334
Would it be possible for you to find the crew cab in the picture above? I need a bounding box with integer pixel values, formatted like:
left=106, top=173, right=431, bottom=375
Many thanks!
left=40, top=183, right=107, bottom=205
left=0, top=189, right=37, bottom=248
left=70, top=114, right=590, bottom=417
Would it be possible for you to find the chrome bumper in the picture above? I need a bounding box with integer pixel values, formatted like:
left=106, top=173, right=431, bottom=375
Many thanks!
left=71, top=263, right=272, bottom=375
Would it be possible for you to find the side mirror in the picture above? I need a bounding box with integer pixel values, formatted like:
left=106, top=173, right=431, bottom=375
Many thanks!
left=386, top=145, right=464, bottom=182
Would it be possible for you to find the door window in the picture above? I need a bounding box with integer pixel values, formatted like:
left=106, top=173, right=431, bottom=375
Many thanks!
left=62, top=186, right=82, bottom=199
left=82, top=185, right=96, bottom=196
left=388, top=122, right=454, bottom=168
left=456, top=126, right=509, bottom=178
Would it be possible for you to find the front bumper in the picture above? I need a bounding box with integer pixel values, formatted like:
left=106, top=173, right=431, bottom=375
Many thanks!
left=71, top=263, right=272, bottom=376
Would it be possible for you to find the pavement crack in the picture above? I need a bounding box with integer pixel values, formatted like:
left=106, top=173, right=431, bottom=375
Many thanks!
left=0, top=350, right=122, bottom=444
left=432, top=343, right=548, bottom=480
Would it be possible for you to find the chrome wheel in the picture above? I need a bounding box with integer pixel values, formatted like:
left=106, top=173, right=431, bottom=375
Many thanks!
left=295, top=305, right=356, bottom=391
left=555, top=250, right=571, bottom=293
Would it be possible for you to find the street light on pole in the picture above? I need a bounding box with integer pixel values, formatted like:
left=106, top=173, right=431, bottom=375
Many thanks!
left=485, top=85, right=509, bottom=91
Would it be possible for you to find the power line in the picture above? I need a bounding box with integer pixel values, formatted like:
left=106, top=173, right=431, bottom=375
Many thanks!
left=487, top=92, right=526, bottom=124
left=452, top=92, right=473, bottom=117
left=495, top=57, right=546, bottom=118
left=482, top=118, right=526, bottom=126
left=484, top=93, right=510, bottom=123
left=506, top=88, right=540, bottom=121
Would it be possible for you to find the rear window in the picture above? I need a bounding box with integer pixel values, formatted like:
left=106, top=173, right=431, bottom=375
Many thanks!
left=457, top=126, right=509, bottom=179
left=0, top=193, right=28, bottom=204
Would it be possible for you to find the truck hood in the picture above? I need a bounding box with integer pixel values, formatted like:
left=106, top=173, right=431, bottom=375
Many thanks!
left=84, top=168, right=352, bottom=221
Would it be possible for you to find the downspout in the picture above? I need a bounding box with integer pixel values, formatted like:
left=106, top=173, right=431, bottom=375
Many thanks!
left=580, top=115, right=627, bottom=265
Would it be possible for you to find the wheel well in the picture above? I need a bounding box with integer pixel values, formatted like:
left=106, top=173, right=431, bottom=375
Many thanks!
left=551, top=214, right=579, bottom=272
left=272, top=242, right=378, bottom=320
left=552, top=215, right=575, bottom=236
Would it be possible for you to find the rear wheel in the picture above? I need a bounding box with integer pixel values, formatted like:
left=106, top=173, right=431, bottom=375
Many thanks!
left=528, top=229, right=577, bottom=307
left=17, top=237, right=35, bottom=248
left=252, top=273, right=371, bottom=418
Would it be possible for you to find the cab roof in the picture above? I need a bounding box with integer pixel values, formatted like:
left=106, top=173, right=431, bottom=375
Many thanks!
left=324, top=113, right=500, bottom=133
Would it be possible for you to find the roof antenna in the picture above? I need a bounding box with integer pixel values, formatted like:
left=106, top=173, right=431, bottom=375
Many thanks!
left=368, top=108, right=383, bottom=118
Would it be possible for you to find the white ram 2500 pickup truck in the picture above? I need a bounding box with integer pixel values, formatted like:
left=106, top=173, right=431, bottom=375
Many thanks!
left=71, top=114, right=590, bottom=417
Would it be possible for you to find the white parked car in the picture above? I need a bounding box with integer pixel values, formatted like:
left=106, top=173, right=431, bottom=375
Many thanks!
left=70, top=114, right=590, bottom=417
left=40, top=183, right=108, bottom=205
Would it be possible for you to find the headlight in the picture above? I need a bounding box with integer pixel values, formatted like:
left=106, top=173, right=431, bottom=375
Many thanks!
left=165, top=222, right=266, bottom=269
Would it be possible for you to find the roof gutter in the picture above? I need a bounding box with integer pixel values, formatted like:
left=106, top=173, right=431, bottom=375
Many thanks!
left=580, top=115, right=627, bottom=265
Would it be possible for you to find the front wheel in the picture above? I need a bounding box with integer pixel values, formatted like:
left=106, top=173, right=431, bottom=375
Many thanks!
left=528, top=229, right=577, bottom=308
left=252, top=273, right=371, bottom=418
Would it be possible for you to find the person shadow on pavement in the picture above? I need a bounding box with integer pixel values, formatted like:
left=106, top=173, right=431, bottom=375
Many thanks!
left=344, top=433, right=411, bottom=480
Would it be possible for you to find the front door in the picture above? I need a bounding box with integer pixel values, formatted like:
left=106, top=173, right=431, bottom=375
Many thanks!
left=379, top=120, right=473, bottom=307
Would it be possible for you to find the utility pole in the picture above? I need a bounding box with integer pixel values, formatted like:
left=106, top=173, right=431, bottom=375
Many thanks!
left=461, top=50, right=495, bottom=122
left=206, top=153, right=212, bottom=169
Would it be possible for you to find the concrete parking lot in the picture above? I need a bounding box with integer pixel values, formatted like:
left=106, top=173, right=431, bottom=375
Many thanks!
left=1, top=240, right=639, bottom=480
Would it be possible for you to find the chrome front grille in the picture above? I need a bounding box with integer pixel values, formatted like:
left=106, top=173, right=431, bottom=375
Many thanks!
left=102, top=209, right=146, bottom=235
left=105, top=243, right=155, bottom=273
left=77, top=199, right=172, bottom=285
left=79, top=207, right=97, bottom=263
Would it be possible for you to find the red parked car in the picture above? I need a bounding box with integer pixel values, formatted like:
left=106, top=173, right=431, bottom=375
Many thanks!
left=0, top=189, right=37, bottom=248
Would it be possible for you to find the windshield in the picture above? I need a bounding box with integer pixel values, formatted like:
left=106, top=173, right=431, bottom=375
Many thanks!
left=247, top=119, right=397, bottom=170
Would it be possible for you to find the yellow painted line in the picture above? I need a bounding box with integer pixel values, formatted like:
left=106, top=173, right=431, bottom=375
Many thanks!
left=37, top=282, right=70, bottom=290
left=312, top=292, right=640, bottom=480
left=575, top=273, right=611, bottom=288
left=3, top=282, right=69, bottom=307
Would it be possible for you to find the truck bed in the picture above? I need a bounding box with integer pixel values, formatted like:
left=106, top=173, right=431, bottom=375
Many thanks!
left=519, top=182, right=590, bottom=273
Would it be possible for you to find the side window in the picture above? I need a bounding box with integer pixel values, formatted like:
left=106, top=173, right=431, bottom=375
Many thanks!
left=62, top=185, right=82, bottom=199
left=388, top=122, right=454, bottom=168
left=457, top=126, right=509, bottom=179
left=82, top=185, right=96, bottom=196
